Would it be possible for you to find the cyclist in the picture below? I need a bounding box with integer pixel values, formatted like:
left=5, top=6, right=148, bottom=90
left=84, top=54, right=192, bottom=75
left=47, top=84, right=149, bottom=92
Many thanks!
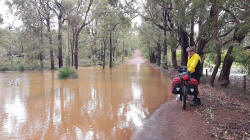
left=186, top=46, right=202, bottom=106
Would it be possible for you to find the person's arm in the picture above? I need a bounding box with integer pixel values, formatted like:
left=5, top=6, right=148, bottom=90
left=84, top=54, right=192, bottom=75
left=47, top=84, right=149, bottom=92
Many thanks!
left=188, top=54, right=200, bottom=73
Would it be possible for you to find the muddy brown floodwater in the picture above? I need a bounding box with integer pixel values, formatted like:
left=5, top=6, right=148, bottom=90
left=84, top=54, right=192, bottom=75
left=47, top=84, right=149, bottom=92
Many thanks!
left=0, top=63, right=172, bottom=139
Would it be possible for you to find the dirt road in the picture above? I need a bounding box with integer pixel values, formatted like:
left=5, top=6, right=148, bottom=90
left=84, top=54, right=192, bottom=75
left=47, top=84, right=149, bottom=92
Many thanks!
left=125, top=50, right=147, bottom=64
left=128, top=50, right=211, bottom=140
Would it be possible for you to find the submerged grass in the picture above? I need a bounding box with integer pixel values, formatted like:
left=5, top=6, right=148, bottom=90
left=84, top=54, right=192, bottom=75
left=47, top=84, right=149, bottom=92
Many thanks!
left=58, top=67, right=78, bottom=79
left=17, top=64, right=25, bottom=71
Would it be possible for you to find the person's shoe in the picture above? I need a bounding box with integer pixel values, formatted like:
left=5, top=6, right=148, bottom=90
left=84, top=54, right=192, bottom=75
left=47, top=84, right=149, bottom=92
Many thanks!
left=190, top=99, right=197, bottom=106
left=196, top=98, right=201, bottom=105
left=190, top=98, right=201, bottom=106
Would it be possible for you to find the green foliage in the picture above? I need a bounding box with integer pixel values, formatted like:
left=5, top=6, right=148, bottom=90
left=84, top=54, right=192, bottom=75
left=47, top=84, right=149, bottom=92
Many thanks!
left=17, top=64, right=25, bottom=71
left=0, top=57, right=44, bottom=71
left=234, top=20, right=250, bottom=42
left=0, top=14, right=3, bottom=24
left=58, top=67, right=77, bottom=79
left=108, top=0, right=118, bottom=6
left=204, top=48, right=227, bottom=67
left=234, top=48, right=250, bottom=75
left=1, top=0, right=249, bottom=76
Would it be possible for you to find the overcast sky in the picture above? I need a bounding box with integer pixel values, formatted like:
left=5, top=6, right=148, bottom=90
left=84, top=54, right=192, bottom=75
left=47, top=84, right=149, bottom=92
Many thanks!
left=0, top=0, right=142, bottom=29
left=0, top=0, right=22, bottom=29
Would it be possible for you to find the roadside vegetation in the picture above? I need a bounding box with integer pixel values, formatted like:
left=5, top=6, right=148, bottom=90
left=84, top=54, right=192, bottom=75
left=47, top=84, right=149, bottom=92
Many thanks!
left=58, top=67, right=77, bottom=79
left=0, top=0, right=137, bottom=73
left=137, top=0, right=250, bottom=87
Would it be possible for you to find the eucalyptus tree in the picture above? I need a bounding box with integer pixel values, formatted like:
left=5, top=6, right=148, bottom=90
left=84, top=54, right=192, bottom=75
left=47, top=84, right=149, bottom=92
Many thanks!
left=47, top=0, right=74, bottom=68
left=139, top=0, right=173, bottom=67
left=97, top=17, right=109, bottom=69
left=36, top=0, right=56, bottom=69
left=8, top=0, right=58, bottom=69
left=6, top=0, right=50, bottom=69
left=67, top=0, right=94, bottom=69
left=95, top=1, right=131, bottom=68
left=139, top=21, right=164, bottom=65
left=47, top=0, right=65, bottom=68
left=215, top=0, right=250, bottom=86
left=134, top=0, right=203, bottom=68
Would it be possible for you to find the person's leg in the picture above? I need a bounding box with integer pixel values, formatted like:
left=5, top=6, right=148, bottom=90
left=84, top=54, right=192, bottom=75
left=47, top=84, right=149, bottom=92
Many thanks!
left=190, top=77, right=201, bottom=106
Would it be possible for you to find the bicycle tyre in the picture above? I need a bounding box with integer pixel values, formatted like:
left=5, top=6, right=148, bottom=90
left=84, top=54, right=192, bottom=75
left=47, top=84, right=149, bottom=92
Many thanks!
left=182, top=86, right=187, bottom=110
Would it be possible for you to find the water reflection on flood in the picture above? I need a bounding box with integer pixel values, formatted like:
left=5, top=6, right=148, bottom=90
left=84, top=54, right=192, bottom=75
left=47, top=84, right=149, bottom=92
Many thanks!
left=0, top=64, right=172, bottom=139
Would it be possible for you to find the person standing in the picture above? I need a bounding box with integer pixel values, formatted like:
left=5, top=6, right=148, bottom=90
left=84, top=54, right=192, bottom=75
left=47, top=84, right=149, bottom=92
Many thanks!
left=186, top=46, right=202, bottom=105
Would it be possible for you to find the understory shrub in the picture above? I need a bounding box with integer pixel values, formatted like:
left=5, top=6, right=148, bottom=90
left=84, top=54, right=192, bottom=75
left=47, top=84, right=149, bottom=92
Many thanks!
left=58, top=67, right=78, bottom=79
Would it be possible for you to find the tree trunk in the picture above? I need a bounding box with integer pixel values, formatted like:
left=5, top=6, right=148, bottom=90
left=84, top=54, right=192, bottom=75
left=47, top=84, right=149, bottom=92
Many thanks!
left=200, top=62, right=204, bottom=76
left=150, top=52, right=156, bottom=64
left=71, top=30, right=75, bottom=67
left=196, top=5, right=214, bottom=58
left=48, top=30, right=54, bottom=70
left=162, top=7, right=168, bottom=68
left=39, top=24, right=44, bottom=69
left=39, top=53, right=44, bottom=69
left=50, top=49, right=54, bottom=70
left=74, top=33, right=79, bottom=69
left=46, top=18, right=54, bottom=70
left=109, top=32, right=113, bottom=68
left=171, top=48, right=178, bottom=69
left=39, top=38, right=44, bottom=70
left=163, top=30, right=168, bottom=68
left=210, top=44, right=221, bottom=86
left=156, top=41, right=161, bottom=66
left=179, top=28, right=189, bottom=66
left=218, top=45, right=234, bottom=87
left=103, top=38, right=106, bottom=69
left=58, top=13, right=63, bottom=68
left=67, top=25, right=71, bottom=66
left=210, top=0, right=221, bottom=87
left=122, top=39, right=125, bottom=62
left=190, top=14, right=195, bottom=46
left=113, top=43, right=116, bottom=62
left=21, top=43, right=24, bottom=54
left=197, top=37, right=209, bottom=61
left=150, top=47, right=156, bottom=63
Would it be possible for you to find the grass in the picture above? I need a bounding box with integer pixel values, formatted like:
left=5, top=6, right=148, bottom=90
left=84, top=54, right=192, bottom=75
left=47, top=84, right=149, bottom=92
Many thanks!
left=58, top=67, right=78, bottom=79
left=17, top=64, right=25, bottom=71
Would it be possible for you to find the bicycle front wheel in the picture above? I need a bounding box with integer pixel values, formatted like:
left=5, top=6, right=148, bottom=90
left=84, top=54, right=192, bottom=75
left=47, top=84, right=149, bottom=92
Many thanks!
left=182, top=86, right=187, bottom=110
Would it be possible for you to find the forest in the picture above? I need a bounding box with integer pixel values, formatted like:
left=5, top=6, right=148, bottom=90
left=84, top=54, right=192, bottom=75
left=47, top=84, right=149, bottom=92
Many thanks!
left=0, top=0, right=249, bottom=86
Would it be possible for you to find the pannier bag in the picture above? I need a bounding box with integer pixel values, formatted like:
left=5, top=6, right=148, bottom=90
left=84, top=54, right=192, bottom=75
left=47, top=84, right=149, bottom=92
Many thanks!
left=171, top=77, right=182, bottom=94
left=188, top=78, right=199, bottom=95
left=171, top=77, right=199, bottom=95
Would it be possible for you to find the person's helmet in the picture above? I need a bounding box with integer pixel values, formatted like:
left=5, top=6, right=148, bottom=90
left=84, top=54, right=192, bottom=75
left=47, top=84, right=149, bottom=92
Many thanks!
left=186, top=46, right=195, bottom=52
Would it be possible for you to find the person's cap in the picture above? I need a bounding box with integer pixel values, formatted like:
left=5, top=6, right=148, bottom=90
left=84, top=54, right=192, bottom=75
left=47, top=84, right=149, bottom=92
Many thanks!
left=186, top=46, right=195, bottom=52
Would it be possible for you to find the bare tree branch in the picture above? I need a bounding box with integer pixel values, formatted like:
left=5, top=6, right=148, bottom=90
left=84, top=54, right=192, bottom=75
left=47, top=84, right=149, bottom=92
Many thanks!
left=77, top=0, right=93, bottom=35
left=219, top=6, right=240, bottom=24
left=219, top=27, right=235, bottom=38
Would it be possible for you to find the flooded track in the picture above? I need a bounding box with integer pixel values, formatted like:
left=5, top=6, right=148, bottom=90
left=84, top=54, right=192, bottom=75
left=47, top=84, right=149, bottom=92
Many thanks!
left=0, top=63, right=172, bottom=139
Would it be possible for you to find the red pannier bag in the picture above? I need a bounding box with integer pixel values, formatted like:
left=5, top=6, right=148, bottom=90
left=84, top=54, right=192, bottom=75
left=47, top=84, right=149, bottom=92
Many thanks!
left=188, top=78, right=198, bottom=85
left=188, top=78, right=199, bottom=95
left=171, top=77, right=181, bottom=94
